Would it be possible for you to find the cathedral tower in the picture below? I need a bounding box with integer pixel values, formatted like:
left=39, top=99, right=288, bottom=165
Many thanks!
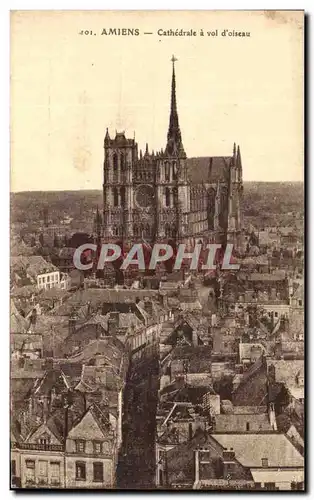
left=156, top=56, right=190, bottom=241
left=103, top=129, right=137, bottom=241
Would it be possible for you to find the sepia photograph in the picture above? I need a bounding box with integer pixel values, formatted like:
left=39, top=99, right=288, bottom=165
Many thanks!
left=10, top=10, right=304, bottom=491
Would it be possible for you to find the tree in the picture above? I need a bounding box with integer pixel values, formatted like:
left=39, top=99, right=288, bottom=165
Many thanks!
left=39, top=233, right=44, bottom=246
left=53, top=234, right=60, bottom=248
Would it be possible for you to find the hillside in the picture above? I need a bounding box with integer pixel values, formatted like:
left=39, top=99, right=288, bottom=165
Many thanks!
left=11, top=182, right=304, bottom=229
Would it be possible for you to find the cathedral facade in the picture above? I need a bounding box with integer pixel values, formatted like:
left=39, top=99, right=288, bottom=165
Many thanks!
left=101, top=57, right=243, bottom=248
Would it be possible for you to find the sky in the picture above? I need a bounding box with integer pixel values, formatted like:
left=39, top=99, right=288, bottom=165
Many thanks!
left=10, top=10, right=304, bottom=192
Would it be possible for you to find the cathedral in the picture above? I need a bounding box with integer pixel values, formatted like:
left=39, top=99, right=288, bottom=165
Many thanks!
left=101, top=56, right=243, bottom=249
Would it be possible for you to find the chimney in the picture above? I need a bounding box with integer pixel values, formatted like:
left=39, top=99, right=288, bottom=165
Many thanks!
left=162, top=294, right=168, bottom=307
left=192, top=329, right=198, bottom=346
left=108, top=311, right=119, bottom=335
left=222, top=448, right=236, bottom=480
left=64, top=404, right=69, bottom=443
left=268, top=402, right=277, bottom=431
left=211, top=313, right=217, bottom=327
left=268, top=363, right=276, bottom=383
left=29, top=308, right=37, bottom=327
left=261, top=457, right=268, bottom=468
left=222, top=448, right=235, bottom=462
left=42, top=396, right=50, bottom=423
left=143, top=298, right=153, bottom=316
left=270, top=288, right=277, bottom=300
left=194, top=449, right=200, bottom=484
left=68, top=314, right=77, bottom=335
left=44, top=358, right=54, bottom=371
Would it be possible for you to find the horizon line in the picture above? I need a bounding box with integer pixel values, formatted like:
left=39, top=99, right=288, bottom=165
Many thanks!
left=10, top=180, right=304, bottom=195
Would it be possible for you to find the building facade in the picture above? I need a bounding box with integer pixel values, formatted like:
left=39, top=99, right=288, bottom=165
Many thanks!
left=102, top=57, right=243, bottom=247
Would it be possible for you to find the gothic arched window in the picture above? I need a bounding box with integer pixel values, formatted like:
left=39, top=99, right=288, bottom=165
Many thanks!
left=120, top=153, right=125, bottom=171
left=120, top=187, right=126, bottom=207
left=113, top=153, right=118, bottom=172
left=207, top=188, right=216, bottom=230
left=165, top=162, right=170, bottom=182
left=172, top=162, right=177, bottom=180
left=171, top=224, right=177, bottom=239
left=165, top=187, right=171, bottom=207
left=219, top=186, right=228, bottom=229
left=165, top=223, right=171, bottom=238
left=144, top=224, right=151, bottom=238
left=173, top=187, right=178, bottom=206
left=113, top=187, right=119, bottom=207
left=133, top=224, right=139, bottom=237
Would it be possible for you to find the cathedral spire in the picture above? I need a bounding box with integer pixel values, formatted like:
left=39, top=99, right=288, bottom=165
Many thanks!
left=165, top=55, right=186, bottom=158
left=104, top=127, right=110, bottom=147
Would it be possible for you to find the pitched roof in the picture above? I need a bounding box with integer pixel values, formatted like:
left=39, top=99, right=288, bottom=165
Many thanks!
left=32, top=367, right=71, bottom=396
left=66, top=288, right=158, bottom=306
left=68, top=403, right=112, bottom=438
left=266, top=359, right=304, bottom=386
left=11, top=333, right=43, bottom=352
left=68, top=339, right=127, bottom=384
left=214, top=413, right=272, bottom=432
left=251, top=469, right=304, bottom=484
left=11, top=255, right=58, bottom=279
left=11, top=300, right=29, bottom=333
left=186, top=156, right=232, bottom=184
left=56, top=362, right=83, bottom=386
left=212, top=433, right=304, bottom=467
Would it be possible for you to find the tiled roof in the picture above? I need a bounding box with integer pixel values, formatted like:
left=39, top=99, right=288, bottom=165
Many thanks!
left=68, top=339, right=126, bottom=374
left=11, top=255, right=58, bottom=279
left=11, top=299, right=29, bottom=333
left=214, top=413, right=272, bottom=432
left=40, top=288, right=70, bottom=300
left=32, top=368, right=71, bottom=396
left=251, top=469, right=304, bottom=484
left=84, top=313, right=109, bottom=331
left=186, top=156, right=232, bottom=184
left=65, top=288, right=159, bottom=306
left=248, top=272, right=286, bottom=281
left=266, top=359, right=304, bottom=386
left=56, top=362, right=83, bottom=385
left=10, top=284, right=37, bottom=298
left=11, top=333, right=43, bottom=351
left=58, top=247, right=76, bottom=259
left=212, top=433, right=304, bottom=467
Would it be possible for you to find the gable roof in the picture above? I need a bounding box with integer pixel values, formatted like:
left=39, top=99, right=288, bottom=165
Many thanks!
left=67, top=403, right=112, bottom=439
left=68, top=338, right=126, bottom=374
left=32, top=367, right=70, bottom=396
left=212, top=433, right=304, bottom=468
left=11, top=299, right=29, bottom=333
left=186, top=156, right=232, bottom=184
left=214, top=413, right=272, bottom=432
left=266, top=359, right=304, bottom=386
left=26, top=414, right=65, bottom=444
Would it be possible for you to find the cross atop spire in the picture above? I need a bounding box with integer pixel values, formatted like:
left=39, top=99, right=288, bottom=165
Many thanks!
left=165, top=56, right=186, bottom=158
left=171, top=54, right=178, bottom=65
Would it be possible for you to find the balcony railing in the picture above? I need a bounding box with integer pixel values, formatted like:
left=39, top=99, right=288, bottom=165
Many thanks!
left=25, top=478, right=61, bottom=488
left=17, top=442, right=64, bottom=452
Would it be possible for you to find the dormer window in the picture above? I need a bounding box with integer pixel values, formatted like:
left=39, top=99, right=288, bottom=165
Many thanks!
left=75, top=440, right=86, bottom=453
left=93, top=441, right=103, bottom=454
left=38, top=433, right=50, bottom=446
